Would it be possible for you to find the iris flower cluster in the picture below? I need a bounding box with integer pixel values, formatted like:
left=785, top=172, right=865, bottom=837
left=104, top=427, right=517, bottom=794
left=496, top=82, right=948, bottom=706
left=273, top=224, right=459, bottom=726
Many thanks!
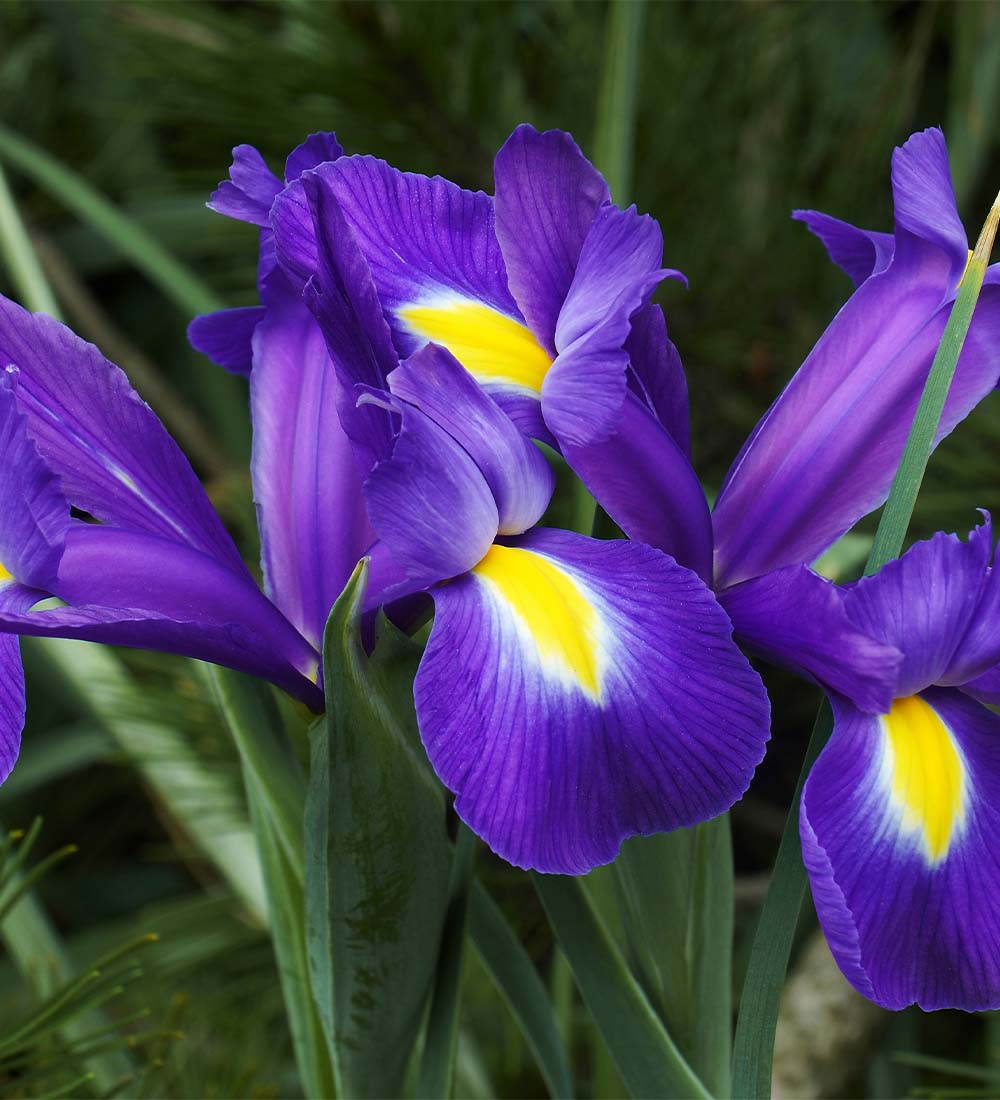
left=1, top=123, right=998, bottom=1012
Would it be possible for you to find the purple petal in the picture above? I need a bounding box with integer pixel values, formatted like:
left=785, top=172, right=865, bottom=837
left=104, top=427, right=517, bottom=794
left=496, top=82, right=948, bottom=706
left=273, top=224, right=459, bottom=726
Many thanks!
left=0, top=583, right=36, bottom=785
left=251, top=296, right=373, bottom=651
left=542, top=204, right=668, bottom=446
left=960, top=663, right=1000, bottom=704
left=0, top=296, right=248, bottom=575
left=208, top=145, right=283, bottom=227
left=416, top=528, right=770, bottom=873
left=362, top=396, right=498, bottom=587
left=187, top=306, right=266, bottom=377
left=493, top=125, right=610, bottom=352
left=0, top=374, right=69, bottom=590
left=284, top=132, right=345, bottom=183
left=49, top=523, right=321, bottom=706
left=273, top=174, right=399, bottom=473
left=627, top=303, right=690, bottom=457
left=561, top=392, right=712, bottom=581
left=720, top=565, right=902, bottom=714
left=712, top=270, right=1000, bottom=587
left=387, top=345, right=553, bottom=536
left=890, top=128, right=968, bottom=284
left=792, top=209, right=895, bottom=288
left=845, top=523, right=991, bottom=697
left=802, top=688, right=1000, bottom=1010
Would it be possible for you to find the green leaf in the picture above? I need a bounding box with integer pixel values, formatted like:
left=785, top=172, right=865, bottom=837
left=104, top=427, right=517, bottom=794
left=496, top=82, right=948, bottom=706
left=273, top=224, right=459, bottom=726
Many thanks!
left=592, top=0, right=645, bottom=202
left=732, top=190, right=1000, bottom=1100
left=614, top=817, right=734, bottom=1098
left=534, top=873, right=711, bottom=1100
left=468, top=883, right=574, bottom=1100
left=308, top=560, right=452, bottom=1099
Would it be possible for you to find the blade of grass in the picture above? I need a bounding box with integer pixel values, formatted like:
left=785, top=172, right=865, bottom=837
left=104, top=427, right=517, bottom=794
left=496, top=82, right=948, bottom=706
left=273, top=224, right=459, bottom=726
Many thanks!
left=732, top=188, right=1000, bottom=1100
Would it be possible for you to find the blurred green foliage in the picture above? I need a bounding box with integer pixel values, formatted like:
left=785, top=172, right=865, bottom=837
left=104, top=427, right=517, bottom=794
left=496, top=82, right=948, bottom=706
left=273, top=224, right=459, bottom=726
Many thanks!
left=0, top=1, right=998, bottom=1096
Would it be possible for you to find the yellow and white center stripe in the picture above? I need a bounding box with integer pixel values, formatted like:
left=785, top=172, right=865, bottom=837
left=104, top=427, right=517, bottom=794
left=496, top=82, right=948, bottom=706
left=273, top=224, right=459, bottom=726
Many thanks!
left=880, top=694, right=966, bottom=864
left=397, top=296, right=553, bottom=394
left=472, top=545, right=605, bottom=700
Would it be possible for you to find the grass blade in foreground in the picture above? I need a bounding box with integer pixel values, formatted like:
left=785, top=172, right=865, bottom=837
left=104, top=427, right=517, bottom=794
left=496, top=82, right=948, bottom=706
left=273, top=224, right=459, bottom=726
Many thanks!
left=732, top=188, right=1000, bottom=1100
left=535, top=873, right=711, bottom=1100
left=308, top=561, right=451, bottom=1099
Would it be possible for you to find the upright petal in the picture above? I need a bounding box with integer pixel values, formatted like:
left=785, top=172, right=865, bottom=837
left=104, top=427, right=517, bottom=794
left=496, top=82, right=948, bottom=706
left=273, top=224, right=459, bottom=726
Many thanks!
left=251, top=295, right=373, bottom=651
left=801, top=688, right=1000, bottom=1010
left=712, top=272, right=1000, bottom=587
left=0, top=583, right=37, bottom=784
left=187, top=305, right=266, bottom=376
left=542, top=204, right=669, bottom=446
left=493, top=125, right=610, bottom=352
left=792, top=209, right=895, bottom=288
left=719, top=565, right=901, bottom=714
left=626, top=303, right=691, bottom=457
left=844, top=524, right=991, bottom=697
left=362, top=395, right=499, bottom=587
left=561, top=393, right=713, bottom=581
left=208, top=145, right=283, bottom=227
left=416, top=528, right=770, bottom=873
left=284, top=132, right=345, bottom=183
left=387, top=345, right=552, bottom=536
left=0, top=297, right=248, bottom=575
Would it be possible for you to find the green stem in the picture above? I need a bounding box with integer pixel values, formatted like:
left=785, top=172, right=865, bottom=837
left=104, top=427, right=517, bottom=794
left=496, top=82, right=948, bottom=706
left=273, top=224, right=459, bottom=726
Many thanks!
left=0, top=164, right=60, bottom=316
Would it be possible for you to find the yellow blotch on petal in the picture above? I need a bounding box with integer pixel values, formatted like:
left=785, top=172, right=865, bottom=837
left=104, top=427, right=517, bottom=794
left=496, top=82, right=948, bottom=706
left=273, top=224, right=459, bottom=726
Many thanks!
left=0, top=561, right=10, bottom=582
left=882, top=694, right=966, bottom=864
left=397, top=298, right=553, bottom=393
left=472, top=544, right=603, bottom=699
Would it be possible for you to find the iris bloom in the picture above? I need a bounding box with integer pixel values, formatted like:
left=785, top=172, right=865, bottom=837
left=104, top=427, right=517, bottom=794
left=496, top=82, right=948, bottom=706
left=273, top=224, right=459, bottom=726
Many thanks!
left=714, top=129, right=1000, bottom=712
left=0, top=298, right=324, bottom=783
left=802, top=518, right=1000, bottom=1010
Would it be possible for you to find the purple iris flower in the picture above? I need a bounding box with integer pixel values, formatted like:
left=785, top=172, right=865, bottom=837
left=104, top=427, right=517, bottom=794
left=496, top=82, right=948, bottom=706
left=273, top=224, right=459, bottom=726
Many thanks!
left=0, top=297, right=324, bottom=784
left=801, top=516, right=1000, bottom=1010
left=714, top=129, right=1000, bottom=712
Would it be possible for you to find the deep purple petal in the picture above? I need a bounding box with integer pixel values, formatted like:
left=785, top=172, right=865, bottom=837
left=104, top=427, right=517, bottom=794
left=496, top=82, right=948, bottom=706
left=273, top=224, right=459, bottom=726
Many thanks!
left=542, top=204, right=668, bottom=446
left=792, top=209, right=895, bottom=288
left=416, top=528, right=770, bottom=873
left=0, top=583, right=35, bottom=785
left=362, top=396, right=498, bottom=587
left=251, top=296, right=373, bottom=651
left=187, top=306, right=266, bottom=377
left=561, top=392, right=712, bottom=581
left=273, top=174, right=398, bottom=473
left=802, top=689, right=1000, bottom=1010
left=284, top=132, right=345, bottom=183
left=720, top=565, right=902, bottom=714
left=0, top=297, right=249, bottom=575
left=387, top=345, right=553, bottom=536
left=0, top=374, right=69, bottom=590
left=208, top=145, right=283, bottom=228
left=712, top=270, right=1000, bottom=587
left=626, top=303, right=690, bottom=457
left=493, top=125, right=610, bottom=352
left=960, top=663, right=1000, bottom=705
left=844, top=523, right=991, bottom=697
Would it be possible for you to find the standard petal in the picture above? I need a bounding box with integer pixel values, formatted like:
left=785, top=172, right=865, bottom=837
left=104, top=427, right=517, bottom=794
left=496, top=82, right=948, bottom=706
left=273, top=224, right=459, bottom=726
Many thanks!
left=0, top=297, right=248, bottom=575
left=187, top=305, right=266, bottom=376
left=251, top=295, right=373, bottom=650
left=792, top=209, right=895, bottom=288
left=208, top=145, right=283, bottom=227
left=0, top=375, right=69, bottom=590
left=362, top=396, right=499, bottom=586
left=801, top=688, right=1000, bottom=1010
left=415, top=528, right=770, bottom=874
left=890, top=128, right=968, bottom=284
left=844, top=524, right=991, bottom=697
left=542, top=204, right=669, bottom=446
left=561, top=393, right=713, bottom=581
left=626, top=303, right=690, bottom=458
left=493, top=125, right=610, bottom=352
left=712, top=270, right=1000, bottom=587
left=284, top=131, right=345, bottom=183
left=274, top=174, right=399, bottom=473
left=387, top=345, right=553, bottom=536
left=719, top=565, right=902, bottom=714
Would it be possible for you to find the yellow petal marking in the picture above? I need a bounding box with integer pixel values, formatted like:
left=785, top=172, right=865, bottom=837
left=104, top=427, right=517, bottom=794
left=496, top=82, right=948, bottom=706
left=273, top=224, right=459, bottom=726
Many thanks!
left=472, top=544, right=603, bottom=700
left=397, top=298, right=553, bottom=393
left=0, top=561, right=10, bottom=582
left=882, top=694, right=966, bottom=864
